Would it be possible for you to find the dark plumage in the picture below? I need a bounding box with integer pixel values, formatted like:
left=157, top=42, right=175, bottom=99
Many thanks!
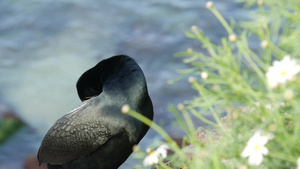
left=37, top=55, right=153, bottom=169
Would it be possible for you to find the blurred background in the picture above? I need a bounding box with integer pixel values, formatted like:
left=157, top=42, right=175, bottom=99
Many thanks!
left=0, top=0, right=248, bottom=168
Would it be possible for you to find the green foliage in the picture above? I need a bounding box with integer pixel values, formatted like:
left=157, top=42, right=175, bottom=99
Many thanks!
left=0, top=117, right=24, bottom=143
left=129, top=0, right=300, bottom=168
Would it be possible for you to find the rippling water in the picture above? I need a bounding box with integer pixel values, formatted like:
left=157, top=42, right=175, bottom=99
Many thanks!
left=0, top=0, right=249, bottom=168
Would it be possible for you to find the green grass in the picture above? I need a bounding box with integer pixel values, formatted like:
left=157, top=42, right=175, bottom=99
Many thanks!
left=128, top=0, right=300, bottom=168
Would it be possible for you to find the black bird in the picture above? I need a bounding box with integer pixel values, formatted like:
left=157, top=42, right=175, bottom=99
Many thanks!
left=37, top=55, right=153, bottom=169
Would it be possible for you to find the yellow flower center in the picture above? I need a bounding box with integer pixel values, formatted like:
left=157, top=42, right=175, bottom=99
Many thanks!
left=254, top=144, right=260, bottom=151
left=150, top=150, right=157, bottom=156
left=281, top=70, right=287, bottom=76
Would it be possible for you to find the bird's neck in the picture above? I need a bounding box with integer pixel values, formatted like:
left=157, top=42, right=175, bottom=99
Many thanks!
left=103, top=64, right=147, bottom=96
left=103, top=72, right=146, bottom=103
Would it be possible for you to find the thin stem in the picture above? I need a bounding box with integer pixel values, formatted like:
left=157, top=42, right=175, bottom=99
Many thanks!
left=127, top=110, right=174, bottom=144
left=180, top=106, right=196, bottom=134
left=189, top=108, right=217, bottom=127
left=210, top=7, right=233, bottom=34
left=125, top=110, right=188, bottom=165
left=192, top=81, right=222, bottom=127
left=236, top=41, right=266, bottom=84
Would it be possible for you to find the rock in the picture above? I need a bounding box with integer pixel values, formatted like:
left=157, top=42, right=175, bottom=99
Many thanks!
left=0, top=100, right=24, bottom=143
left=182, top=127, right=219, bottom=160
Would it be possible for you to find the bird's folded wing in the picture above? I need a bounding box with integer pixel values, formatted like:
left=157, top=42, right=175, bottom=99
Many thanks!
left=37, top=101, right=111, bottom=165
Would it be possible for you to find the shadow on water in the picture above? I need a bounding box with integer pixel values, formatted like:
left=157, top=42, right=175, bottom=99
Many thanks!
left=0, top=0, right=249, bottom=168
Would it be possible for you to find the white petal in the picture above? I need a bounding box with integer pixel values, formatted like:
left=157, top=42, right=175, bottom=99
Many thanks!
left=266, top=76, right=279, bottom=88
left=252, top=131, right=269, bottom=145
left=241, top=146, right=251, bottom=158
left=156, top=144, right=169, bottom=158
left=158, top=144, right=169, bottom=150
left=248, top=153, right=264, bottom=166
left=283, top=55, right=291, bottom=62
left=266, top=56, right=300, bottom=88
left=241, top=130, right=270, bottom=160
left=260, top=146, right=269, bottom=155
left=297, top=157, right=300, bottom=169
left=143, top=154, right=159, bottom=166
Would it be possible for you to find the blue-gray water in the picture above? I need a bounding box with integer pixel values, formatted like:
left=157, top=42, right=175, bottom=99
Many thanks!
left=0, top=0, right=249, bottom=168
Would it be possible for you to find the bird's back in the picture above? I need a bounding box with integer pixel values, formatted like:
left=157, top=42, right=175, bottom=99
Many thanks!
left=38, top=55, right=153, bottom=169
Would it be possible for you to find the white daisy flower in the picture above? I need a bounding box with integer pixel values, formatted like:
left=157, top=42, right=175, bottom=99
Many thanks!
left=241, top=130, right=271, bottom=166
left=143, top=144, right=169, bottom=166
left=266, top=55, right=300, bottom=88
